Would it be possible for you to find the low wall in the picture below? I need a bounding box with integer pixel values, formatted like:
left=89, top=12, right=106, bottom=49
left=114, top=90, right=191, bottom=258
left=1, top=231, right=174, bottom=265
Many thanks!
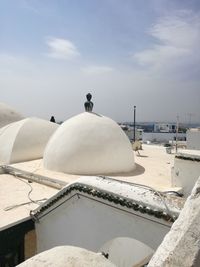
left=36, top=195, right=170, bottom=253
left=142, top=132, right=186, bottom=143
left=148, top=176, right=200, bottom=267
left=187, top=130, right=200, bottom=150
left=172, top=151, right=200, bottom=196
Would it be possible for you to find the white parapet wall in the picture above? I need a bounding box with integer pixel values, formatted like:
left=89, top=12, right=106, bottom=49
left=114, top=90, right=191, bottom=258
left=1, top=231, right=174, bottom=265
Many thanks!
left=187, top=128, right=200, bottom=150
left=172, top=150, right=200, bottom=197
left=148, top=176, right=200, bottom=267
left=142, top=132, right=186, bottom=143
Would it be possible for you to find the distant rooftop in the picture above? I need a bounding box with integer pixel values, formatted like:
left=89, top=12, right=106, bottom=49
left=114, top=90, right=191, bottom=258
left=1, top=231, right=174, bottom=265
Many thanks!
left=188, top=128, right=200, bottom=132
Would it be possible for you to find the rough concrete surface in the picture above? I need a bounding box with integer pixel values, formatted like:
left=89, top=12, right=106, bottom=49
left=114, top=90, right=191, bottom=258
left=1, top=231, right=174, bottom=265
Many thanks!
left=17, top=246, right=116, bottom=267
left=148, top=176, right=200, bottom=267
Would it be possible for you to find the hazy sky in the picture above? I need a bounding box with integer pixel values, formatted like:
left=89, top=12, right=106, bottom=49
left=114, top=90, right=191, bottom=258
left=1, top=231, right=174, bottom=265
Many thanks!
left=0, top=0, right=200, bottom=123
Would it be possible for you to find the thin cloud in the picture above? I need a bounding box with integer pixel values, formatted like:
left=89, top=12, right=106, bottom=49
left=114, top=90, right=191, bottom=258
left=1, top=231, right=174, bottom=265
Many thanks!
left=150, top=10, right=200, bottom=49
left=0, top=53, right=32, bottom=75
left=46, top=37, right=80, bottom=59
left=20, top=0, right=40, bottom=14
left=82, top=65, right=114, bottom=74
left=133, top=10, right=200, bottom=76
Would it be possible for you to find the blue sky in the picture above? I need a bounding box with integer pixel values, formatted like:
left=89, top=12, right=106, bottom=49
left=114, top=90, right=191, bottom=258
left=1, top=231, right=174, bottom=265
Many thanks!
left=0, top=0, right=200, bottom=123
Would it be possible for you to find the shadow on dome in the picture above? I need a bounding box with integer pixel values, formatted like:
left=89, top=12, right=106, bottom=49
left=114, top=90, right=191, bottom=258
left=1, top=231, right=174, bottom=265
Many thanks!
left=88, top=112, right=103, bottom=117
left=82, top=163, right=145, bottom=177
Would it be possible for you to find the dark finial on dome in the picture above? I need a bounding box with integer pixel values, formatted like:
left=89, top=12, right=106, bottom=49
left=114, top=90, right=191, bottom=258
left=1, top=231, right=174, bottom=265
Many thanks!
left=84, top=93, right=94, bottom=112
left=50, top=116, right=56, bottom=123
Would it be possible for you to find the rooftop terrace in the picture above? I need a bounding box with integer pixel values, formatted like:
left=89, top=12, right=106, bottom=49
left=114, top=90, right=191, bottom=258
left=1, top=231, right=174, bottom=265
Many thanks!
left=0, top=144, right=182, bottom=230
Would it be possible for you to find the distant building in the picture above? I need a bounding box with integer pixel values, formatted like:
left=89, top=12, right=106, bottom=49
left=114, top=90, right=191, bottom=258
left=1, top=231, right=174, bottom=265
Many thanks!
left=142, top=132, right=186, bottom=144
left=154, top=123, right=176, bottom=133
left=120, top=126, right=143, bottom=141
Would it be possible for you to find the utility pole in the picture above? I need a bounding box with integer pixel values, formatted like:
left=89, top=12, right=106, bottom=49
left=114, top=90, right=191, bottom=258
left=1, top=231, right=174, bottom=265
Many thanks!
left=133, top=106, right=136, bottom=142
left=175, top=115, right=179, bottom=153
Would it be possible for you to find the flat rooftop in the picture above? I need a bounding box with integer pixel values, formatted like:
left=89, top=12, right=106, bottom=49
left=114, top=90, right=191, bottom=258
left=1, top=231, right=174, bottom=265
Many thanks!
left=0, top=174, right=57, bottom=230
left=10, top=144, right=178, bottom=191
left=0, top=144, right=181, bottom=230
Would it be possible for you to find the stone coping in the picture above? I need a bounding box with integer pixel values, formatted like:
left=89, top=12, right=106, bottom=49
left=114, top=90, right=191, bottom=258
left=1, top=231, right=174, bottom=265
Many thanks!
left=31, top=176, right=184, bottom=223
left=176, top=149, right=200, bottom=161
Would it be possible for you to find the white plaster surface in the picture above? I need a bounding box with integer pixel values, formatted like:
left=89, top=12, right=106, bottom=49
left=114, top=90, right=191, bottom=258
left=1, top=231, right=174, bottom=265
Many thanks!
left=11, top=159, right=80, bottom=184
left=142, top=132, right=186, bottom=143
left=0, top=102, right=23, bottom=128
left=44, top=112, right=135, bottom=175
left=111, top=144, right=179, bottom=192
left=12, top=144, right=180, bottom=192
left=187, top=128, right=200, bottom=150
left=71, top=176, right=184, bottom=214
left=177, top=149, right=200, bottom=158
left=99, top=237, right=154, bottom=267
left=0, top=117, right=58, bottom=164
left=35, top=177, right=184, bottom=254
left=172, top=149, right=200, bottom=196
left=148, top=176, right=200, bottom=267
left=17, top=246, right=116, bottom=267
left=36, top=193, right=170, bottom=254
left=1, top=144, right=183, bottom=232
left=0, top=173, right=57, bottom=230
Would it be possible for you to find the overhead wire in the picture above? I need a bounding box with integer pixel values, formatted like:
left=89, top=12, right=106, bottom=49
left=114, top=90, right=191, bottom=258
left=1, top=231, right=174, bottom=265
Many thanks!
left=4, top=161, right=48, bottom=211
left=99, top=175, right=176, bottom=218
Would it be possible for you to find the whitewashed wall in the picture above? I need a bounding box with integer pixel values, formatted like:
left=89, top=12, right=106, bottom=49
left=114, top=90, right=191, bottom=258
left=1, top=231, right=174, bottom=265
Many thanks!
left=172, top=156, right=200, bottom=196
left=187, top=130, right=200, bottom=150
left=36, top=195, right=170, bottom=255
left=148, top=177, right=200, bottom=267
left=142, top=132, right=186, bottom=143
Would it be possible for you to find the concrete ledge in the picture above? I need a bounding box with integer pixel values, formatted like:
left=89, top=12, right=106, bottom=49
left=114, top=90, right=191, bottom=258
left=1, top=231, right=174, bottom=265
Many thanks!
left=31, top=176, right=184, bottom=224
left=148, top=176, right=200, bottom=267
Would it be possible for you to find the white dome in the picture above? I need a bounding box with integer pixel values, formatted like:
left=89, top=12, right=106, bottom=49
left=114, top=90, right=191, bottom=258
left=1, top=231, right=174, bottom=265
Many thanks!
left=0, top=117, right=59, bottom=164
left=0, top=102, right=23, bottom=128
left=17, top=246, right=116, bottom=267
left=44, top=112, right=135, bottom=175
left=99, top=237, right=154, bottom=267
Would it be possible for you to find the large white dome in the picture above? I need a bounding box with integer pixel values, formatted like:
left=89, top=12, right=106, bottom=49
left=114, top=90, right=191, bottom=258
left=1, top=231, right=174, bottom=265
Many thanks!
left=44, top=112, right=135, bottom=175
left=0, top=117, right=59, bottom=164
left=0, top=102, right=23, bottom=128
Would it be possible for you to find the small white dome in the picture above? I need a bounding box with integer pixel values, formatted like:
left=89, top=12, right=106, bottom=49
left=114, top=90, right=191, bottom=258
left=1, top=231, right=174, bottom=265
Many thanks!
left=0, top=117, right=59, bottom=164
left=44, top=112, right=135, bottom=175
left=17, top=246, right=116, bottom=267
left=0, top=102, right=23, bottom=128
